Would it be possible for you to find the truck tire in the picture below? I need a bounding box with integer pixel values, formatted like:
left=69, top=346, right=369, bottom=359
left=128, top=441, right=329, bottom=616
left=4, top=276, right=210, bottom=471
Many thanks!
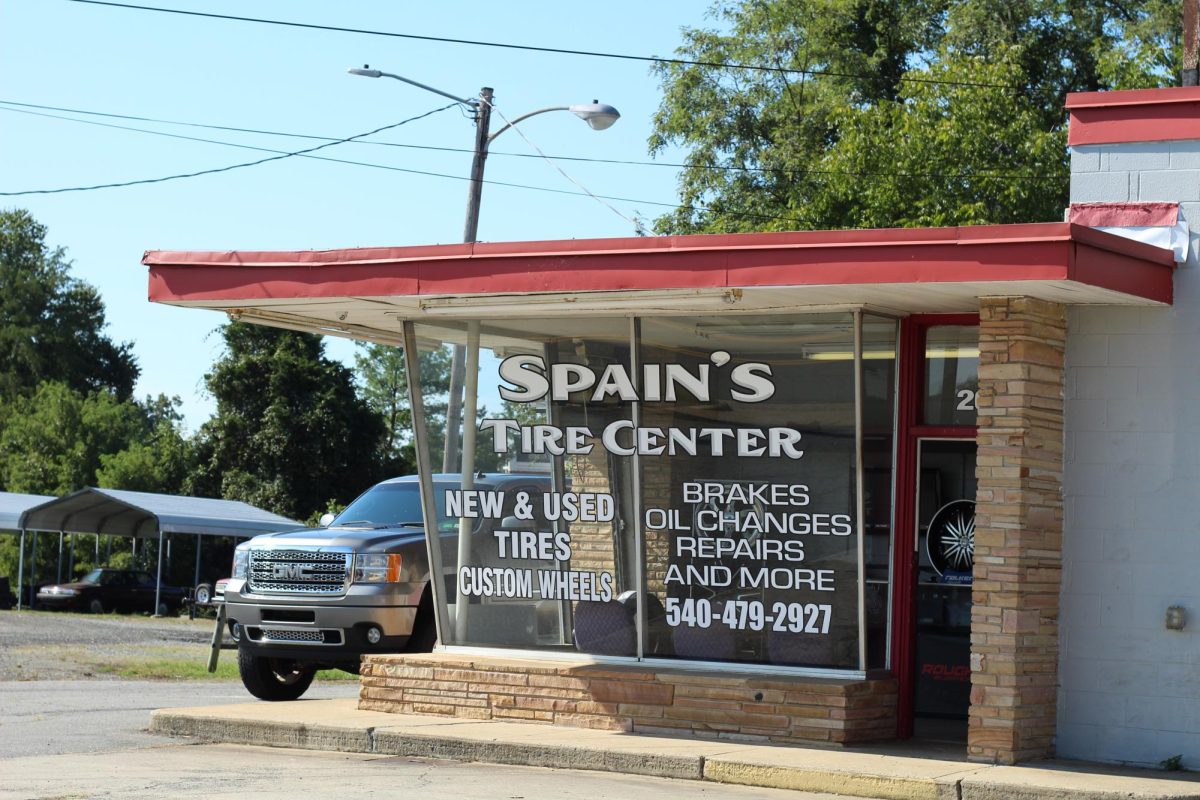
left=403, top=588, right=437, bottom=653
left=237, top=649, right=316, bottom=701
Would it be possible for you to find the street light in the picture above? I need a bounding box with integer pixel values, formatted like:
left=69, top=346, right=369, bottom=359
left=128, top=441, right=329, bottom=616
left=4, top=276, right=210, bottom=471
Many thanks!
left=349, top=65, right=620, bottom=466
left=348, top=65, right=620, bottom=244
left=349, top=65, right=620, bottom=642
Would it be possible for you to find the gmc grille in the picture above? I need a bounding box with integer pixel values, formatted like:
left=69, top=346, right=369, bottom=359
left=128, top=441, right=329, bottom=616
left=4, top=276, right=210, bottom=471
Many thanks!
left=247, top=549, right=351, bottom=595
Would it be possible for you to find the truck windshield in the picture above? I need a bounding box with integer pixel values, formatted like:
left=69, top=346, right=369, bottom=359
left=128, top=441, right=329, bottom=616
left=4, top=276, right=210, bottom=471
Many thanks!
left=331, top=482, right=454, bottom=529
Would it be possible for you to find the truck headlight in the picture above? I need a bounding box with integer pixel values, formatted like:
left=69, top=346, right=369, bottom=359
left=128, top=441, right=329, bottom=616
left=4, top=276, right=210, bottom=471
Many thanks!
left=232, top=546, right=249, bottom=580
left=353, top=553, right=402, bottom=583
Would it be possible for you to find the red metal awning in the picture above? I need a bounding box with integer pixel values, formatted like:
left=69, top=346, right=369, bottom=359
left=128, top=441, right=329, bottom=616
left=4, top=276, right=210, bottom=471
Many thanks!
left=144, top=222, right=1174, bottom=345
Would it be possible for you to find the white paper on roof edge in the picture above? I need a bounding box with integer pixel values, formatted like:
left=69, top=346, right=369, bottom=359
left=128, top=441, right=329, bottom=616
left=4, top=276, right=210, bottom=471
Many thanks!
left=1090, top=211, right=1190, bottom=263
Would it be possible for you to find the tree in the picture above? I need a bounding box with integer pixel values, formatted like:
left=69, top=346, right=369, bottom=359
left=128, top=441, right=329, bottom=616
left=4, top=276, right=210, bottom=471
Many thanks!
left=0, top=382, right=144, bottom=495
left=354, top=342, right=452, bottom=474
left=96, top=395, right=193, bottom=494
left=650, top=0, right=1179, bottom=234
left=0, top=209, right=138, bottom=399
left=187, top=323, right=386, bottom=521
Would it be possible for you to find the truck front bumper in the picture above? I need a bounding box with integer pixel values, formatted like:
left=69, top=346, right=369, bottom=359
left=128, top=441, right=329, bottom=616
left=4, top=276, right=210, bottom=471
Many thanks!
left=225, top=591, right=420, bottom=664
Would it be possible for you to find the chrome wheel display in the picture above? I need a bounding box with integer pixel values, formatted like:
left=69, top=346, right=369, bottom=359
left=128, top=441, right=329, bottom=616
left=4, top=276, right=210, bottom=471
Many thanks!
left=925, top=499, right=975, bottom=577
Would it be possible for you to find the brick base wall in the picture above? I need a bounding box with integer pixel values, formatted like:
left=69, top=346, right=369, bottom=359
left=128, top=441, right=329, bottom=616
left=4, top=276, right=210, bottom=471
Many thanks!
left=360, top=653, right=897, bottom=745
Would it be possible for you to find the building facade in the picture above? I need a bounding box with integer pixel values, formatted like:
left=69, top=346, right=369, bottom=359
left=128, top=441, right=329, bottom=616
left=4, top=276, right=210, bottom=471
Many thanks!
left=143, top=87, right=1200, bottom=767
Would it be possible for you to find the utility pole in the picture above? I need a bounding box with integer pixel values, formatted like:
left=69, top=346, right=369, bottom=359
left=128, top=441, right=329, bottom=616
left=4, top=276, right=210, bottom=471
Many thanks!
left=1186, top=0, right=1199, bottom=86
left=442, top=87, right=494, bottom=474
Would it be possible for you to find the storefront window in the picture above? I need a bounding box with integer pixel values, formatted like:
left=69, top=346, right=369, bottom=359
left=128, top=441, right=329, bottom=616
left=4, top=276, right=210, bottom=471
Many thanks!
left=411, top=318, right=637, bottom=653
left=637, top=314, right=859, bottom=670
left=404, top=311, right=899, bottom=674
left=923, top=326, right=979, bottom=426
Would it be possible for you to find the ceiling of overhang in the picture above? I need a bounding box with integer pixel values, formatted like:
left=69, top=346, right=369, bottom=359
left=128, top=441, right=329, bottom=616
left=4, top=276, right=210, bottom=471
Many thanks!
left=161, top=279, right=1163, bottom=349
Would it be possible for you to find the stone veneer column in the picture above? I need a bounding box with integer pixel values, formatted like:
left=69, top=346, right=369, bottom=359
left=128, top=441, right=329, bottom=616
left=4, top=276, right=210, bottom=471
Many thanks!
left=968, top=296, right=1066, bottom=764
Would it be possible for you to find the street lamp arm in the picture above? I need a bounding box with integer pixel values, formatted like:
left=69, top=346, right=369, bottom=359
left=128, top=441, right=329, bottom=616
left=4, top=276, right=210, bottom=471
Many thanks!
left=348, top=67, right=476, bottom=107
left=485, top=105, right=571, bottom=143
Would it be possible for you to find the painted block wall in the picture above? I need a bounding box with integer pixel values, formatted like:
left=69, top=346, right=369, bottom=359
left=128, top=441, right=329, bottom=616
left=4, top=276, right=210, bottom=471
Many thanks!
left=1062, top=140, right=1200, bottom=767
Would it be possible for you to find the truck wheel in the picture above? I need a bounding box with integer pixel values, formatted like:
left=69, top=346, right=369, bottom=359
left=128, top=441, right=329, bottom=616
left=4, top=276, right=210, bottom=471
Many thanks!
left=237, top=649, right=316, bottom=701
left=88, top=598, right=105, bottom=614
left=403, top=589, right=437, bottom=653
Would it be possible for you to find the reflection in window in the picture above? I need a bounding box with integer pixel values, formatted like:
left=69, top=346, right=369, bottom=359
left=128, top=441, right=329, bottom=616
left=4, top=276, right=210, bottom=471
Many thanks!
left=406, top=313, right=899, bottom=674
left=923, top=326, right=979, bottom=426
left=638, top=314, right=861, bottom=670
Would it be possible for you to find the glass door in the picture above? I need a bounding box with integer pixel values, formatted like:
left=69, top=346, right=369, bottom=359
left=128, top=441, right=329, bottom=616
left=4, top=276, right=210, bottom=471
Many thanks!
left=913, top=439, right=975, bottom=738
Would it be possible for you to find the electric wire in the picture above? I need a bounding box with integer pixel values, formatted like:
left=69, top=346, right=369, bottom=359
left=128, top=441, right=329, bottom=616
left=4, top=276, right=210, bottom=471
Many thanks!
left=481, top=100, right=640, bottom=227
left=63, top=0, right=1022, bottom=90
left=0, top=101, right=822, bottom=227
left=0, top=104, right=457, bottom=196
left=0, top=99, right=1064, bottom=181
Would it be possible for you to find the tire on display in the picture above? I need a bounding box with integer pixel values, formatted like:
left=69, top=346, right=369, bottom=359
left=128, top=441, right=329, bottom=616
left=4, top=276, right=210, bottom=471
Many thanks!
left=237, top=648, right=316, bottom=701
left=88, top=598, right=104, bottom=614
left=194, top=583, right=212, bottom=605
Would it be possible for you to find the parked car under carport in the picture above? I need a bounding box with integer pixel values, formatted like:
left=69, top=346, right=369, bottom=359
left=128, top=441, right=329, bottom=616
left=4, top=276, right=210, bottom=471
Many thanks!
left=37, top=568, right=188, bottom=615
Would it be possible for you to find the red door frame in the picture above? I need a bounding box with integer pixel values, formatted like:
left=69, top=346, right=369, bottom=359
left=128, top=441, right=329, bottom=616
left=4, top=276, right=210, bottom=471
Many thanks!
left=891, top=313, right=979, bottom=739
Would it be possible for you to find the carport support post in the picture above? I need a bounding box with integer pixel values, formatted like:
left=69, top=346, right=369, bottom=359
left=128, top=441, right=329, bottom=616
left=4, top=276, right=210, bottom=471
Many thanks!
left=30, top=532, right=38, bottom=607
left=153, top=528, right=164, bottom=616
left=56, top=531, right=64, bottom=583
left=68, top=534, right=75, bottom=580
left=16, top=529, right=25, bottom=610
left=193, top=533, right=202, bottom=588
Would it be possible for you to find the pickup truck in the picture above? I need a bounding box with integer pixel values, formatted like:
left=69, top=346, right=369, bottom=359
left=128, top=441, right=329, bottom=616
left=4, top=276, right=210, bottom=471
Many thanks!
left=225, top=472, right=550, bottom=700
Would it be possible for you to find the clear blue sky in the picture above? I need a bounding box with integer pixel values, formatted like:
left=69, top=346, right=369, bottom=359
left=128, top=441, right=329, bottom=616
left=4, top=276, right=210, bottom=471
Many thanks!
left=2, top=1, right=719, bottom=429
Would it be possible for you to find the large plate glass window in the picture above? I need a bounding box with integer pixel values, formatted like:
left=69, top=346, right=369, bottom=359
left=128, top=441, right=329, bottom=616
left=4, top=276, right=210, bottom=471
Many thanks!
left=411, top=318, right=637, bottom=654
left=637, top=313, right=861, bottom=670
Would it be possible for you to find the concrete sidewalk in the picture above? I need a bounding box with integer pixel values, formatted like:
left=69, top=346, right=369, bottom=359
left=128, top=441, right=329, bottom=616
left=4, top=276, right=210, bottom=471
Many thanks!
left=150, top=700, right=1200, bottom=800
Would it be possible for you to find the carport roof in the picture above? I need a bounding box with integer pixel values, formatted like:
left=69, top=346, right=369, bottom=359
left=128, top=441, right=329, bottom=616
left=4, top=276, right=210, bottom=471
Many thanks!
left=0, top=492, right=55, bottom=532
left=19, top=487, right=304, bottom=538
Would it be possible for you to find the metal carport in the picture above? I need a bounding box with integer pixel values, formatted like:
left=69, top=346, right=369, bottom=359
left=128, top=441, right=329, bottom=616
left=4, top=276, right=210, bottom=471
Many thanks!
left=15, top=488, right=304, bottom=612
left=1, top=492, right=54, bottom=608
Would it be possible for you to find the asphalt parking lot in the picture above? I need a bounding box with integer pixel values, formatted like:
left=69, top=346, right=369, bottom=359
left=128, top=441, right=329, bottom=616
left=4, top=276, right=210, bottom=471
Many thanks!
left=0, top=610, right=818, bottom=799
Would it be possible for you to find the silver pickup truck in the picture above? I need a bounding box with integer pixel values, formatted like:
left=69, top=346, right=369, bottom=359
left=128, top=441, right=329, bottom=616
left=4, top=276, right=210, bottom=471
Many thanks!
left=225, top=472, right=550, bottom=700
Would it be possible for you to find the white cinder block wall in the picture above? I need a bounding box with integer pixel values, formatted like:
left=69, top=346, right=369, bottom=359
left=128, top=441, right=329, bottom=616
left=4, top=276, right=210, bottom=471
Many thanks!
left=1062, top=137, right=1200, bottom=767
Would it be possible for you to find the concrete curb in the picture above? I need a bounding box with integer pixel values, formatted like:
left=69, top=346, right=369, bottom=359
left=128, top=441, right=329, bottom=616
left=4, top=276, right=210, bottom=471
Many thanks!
left=150, top=712, right=372, bottom=753
left=370, top=730, right=704, bottom=781
left=149, top=707, right=1200, bottom=800
left=702, top=759, right=958, bottom=800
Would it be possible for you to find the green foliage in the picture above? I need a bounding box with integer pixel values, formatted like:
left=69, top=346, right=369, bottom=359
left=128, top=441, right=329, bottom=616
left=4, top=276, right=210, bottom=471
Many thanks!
left=651, top=0, right=1179, bottom=234
left=0, top=382, right=144, bottom=495
left=353, top=342, right=451, bottom=474
left=0, top=208, right=138, bottom=399
left=97, top=395, right=193, bottom=494
left=1162, top=754, right=1184, bottom=771
left=187, top=323, right=386, bottom=521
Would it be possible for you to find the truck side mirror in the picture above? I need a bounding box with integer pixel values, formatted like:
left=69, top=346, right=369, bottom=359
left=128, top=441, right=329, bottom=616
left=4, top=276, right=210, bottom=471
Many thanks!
left=500, top=516, right=533, bottom=531
left=318, top=513, right=335, bottom=527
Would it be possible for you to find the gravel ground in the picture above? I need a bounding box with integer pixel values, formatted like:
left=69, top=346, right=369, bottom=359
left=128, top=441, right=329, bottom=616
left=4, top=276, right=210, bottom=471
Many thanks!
left=0, top=609, right=216, bottom=680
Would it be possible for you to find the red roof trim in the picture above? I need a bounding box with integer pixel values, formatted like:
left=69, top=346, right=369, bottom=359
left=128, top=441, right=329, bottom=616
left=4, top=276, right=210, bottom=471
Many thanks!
left=1067, top=87, right=1200, bottom=146
left=144, top=222, right=1174, bottom=307
left=1069, top=202, right=1180, bottom=227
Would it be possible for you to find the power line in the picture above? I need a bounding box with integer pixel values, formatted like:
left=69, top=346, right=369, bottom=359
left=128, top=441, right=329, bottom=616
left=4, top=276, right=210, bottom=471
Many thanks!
left=0, top=102, right=816, bottom=227
left=0, top=98, right=1064, bottom=181
left=0, top=104, right=679, bottom=209
left=63, top=0, right=1021, bottom=90
left=0, top=104, right=457, bottom=196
